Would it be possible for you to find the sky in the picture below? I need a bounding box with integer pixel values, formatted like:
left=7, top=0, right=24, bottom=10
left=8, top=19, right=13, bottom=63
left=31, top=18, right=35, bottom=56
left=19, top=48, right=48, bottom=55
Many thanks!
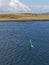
left=0, top=0, right=49, bottom=14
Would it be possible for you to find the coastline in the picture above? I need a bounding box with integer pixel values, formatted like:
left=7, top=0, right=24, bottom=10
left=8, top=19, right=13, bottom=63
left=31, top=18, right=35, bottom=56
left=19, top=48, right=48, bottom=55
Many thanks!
left=0, top=14, right=49, bottom=22
left=0, top=20, right=49, bottom=22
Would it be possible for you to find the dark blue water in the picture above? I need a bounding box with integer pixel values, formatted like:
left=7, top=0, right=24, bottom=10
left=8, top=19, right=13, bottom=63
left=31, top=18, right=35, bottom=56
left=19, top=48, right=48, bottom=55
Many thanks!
left=0, top=21, right=49, bottom=65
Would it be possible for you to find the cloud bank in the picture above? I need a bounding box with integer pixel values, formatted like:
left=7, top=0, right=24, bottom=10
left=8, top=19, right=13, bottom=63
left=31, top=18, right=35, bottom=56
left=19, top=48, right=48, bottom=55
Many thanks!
left=30, top=5, right=49, bottom=13
left=0, top=0, right=49, bottom=13
left=0, top=0, right=31, bottom=13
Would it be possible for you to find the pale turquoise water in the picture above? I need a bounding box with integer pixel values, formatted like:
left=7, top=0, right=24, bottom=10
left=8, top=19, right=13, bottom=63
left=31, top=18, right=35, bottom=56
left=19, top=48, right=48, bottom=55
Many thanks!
left=0, top=21, right=49, bottom=65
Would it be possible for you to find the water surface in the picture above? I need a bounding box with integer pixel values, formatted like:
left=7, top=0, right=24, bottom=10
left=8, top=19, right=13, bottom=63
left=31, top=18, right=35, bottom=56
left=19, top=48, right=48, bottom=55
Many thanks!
left=0, top=21, right=49, bottom=65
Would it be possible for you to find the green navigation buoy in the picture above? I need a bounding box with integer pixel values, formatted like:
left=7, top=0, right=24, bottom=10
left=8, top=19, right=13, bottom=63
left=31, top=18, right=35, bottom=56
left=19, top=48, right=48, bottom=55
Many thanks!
left=29, top=40, right=34, bottom=48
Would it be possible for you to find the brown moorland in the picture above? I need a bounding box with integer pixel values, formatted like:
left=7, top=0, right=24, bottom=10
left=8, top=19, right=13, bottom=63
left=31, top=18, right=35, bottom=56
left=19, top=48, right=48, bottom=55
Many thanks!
left=0, top=14, right=49, bottom=22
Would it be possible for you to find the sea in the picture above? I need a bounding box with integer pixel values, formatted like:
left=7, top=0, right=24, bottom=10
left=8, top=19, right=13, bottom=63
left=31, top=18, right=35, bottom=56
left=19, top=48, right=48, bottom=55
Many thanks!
left=0, top=21, right=49, bottom=65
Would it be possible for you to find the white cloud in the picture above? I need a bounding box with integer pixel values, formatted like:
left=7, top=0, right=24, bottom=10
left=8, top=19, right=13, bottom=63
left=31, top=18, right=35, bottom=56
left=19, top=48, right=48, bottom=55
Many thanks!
left=0, top=0, right=31, bottom=13
left=0, top=0, right=49, bottom=13
left=30, top=5, right=49, bottom=13
left=9, top=0, right=31, bottom=12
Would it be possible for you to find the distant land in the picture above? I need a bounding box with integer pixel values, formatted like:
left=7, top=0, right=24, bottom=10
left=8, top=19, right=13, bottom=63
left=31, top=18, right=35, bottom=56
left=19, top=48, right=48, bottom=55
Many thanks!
left=0, top=13, right=49, bottom=22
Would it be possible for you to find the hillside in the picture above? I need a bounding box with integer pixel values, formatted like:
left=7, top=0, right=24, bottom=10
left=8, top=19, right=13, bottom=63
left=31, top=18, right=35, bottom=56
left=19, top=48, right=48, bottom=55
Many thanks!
left=0, top=14, right=49, bottom=21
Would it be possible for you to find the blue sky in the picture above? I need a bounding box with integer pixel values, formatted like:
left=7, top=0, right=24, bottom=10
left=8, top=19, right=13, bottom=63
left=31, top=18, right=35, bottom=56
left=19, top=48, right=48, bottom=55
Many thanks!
left=20, top=0, right=49, bottom=5
left=0, top=0, right=49, bottom=14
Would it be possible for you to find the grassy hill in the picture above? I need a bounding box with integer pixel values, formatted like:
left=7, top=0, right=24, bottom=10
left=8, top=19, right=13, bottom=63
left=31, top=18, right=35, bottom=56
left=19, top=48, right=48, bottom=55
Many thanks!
left=0, top=14, right=49, bottom=22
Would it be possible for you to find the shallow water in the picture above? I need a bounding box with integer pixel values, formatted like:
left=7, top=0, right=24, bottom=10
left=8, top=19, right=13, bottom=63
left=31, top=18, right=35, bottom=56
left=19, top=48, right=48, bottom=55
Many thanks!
left=0, top=21, right=49, bottom=65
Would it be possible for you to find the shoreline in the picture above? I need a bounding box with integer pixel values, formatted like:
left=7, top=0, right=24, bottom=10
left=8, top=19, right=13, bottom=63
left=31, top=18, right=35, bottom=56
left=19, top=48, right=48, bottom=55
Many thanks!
left=0, top=20, right=49, bottom=22
left=0, top=14, right=49, bottom=22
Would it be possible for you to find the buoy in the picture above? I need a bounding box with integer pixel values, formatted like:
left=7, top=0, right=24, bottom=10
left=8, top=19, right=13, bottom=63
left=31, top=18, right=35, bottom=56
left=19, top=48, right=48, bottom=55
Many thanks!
left=29, top=40, right=34, bottom=48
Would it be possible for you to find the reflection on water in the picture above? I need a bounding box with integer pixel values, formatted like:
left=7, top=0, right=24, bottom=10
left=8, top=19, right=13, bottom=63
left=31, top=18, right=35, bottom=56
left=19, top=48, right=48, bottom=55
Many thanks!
left=0, top=21, right=49, bottom=65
